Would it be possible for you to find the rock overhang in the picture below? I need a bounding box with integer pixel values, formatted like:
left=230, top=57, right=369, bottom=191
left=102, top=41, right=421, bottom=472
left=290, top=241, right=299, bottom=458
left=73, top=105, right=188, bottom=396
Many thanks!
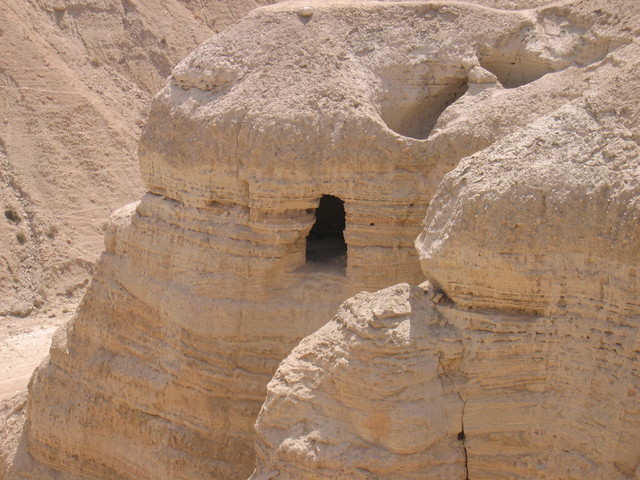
left=135, top=1, right=631, bottom=299
left=139, top=1, right=626, bottom=207
left=415, top=39, right=640, bottom=316
left=139, top=3, right=484, bottom=204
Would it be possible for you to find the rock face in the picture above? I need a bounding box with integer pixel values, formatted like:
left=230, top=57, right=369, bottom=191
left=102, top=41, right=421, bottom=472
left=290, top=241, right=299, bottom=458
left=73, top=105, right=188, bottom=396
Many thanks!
left=253, top=1, right=640, bottom=479
left=253, top=283, right=467, bottom=480
left=2, top=0, right=639, bottom=479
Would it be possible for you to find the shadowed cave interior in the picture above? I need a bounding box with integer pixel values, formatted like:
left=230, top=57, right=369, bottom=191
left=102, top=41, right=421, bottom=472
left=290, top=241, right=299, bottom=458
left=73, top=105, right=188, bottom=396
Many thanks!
left=306, top=194, right=347, bottom=270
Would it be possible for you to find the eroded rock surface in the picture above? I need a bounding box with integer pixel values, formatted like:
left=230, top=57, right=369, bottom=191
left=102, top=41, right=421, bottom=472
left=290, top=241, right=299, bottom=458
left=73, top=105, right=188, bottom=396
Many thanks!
left=2, top=0, right=639, bottom=479
left=253, top=1, right=640, bottom=479
left=253, top=283, right=466, bottom=480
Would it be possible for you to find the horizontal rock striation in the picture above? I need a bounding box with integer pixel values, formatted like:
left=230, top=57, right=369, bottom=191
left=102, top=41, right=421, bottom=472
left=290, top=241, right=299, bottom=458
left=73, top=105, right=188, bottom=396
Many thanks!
left=255, top=279, right=640, bottom=479
left=2, top=0, right=638, bottom=479
left=253, top=0, right=640, bottom=479
left=253, top=283, right=466, bottom=480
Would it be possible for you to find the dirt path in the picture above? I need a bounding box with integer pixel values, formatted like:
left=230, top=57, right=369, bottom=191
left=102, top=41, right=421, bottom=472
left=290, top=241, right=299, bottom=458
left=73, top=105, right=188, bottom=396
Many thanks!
left=0, top=306, right=75, bottom=401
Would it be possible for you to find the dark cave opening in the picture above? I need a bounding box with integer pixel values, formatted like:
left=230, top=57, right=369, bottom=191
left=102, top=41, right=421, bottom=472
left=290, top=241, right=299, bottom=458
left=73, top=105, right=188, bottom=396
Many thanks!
left=306, top=194, right=347, bottom=270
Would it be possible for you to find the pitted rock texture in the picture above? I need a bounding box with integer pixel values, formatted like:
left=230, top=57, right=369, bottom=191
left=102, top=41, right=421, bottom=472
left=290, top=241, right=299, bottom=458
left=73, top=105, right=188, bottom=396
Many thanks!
left=2, top=0, right=638, bottom=479
left=253, top=1, right=640, bottom=479
left=253, top=283, right=466, bottom=480
left=416, top=23, right=640, bottom=318
left=139, top=0, right=628, bottom=292
left=254, top=280, right=640, bottom=479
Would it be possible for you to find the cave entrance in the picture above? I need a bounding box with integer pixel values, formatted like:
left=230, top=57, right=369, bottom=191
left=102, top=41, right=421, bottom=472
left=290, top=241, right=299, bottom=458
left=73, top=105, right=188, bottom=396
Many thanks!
left=306, top=195, right=347, bottom=271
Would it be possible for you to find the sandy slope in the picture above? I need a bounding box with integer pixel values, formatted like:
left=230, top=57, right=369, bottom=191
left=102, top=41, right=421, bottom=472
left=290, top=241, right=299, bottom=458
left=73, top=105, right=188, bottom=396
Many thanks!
left=0, top=0, right=276, bottom=422
left=0, top=0, right=276, bottom=317
left=0, top=307, right=73, bottom=402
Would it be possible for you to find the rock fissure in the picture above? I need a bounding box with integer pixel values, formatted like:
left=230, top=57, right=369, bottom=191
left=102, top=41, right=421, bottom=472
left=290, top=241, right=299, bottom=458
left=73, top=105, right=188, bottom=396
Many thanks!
left=460, top=399, right=469, bottom=480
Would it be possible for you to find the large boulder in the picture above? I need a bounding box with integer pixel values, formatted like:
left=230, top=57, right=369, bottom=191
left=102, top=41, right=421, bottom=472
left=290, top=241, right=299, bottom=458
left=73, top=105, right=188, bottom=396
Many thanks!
left=253, top=283, right=467, bottom=480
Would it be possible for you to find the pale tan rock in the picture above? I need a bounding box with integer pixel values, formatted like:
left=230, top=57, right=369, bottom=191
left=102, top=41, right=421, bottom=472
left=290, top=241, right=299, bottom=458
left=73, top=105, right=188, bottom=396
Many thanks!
left=256, top=275, right=640, bottom=479
left=3, top=0, right=639, bottom=479
left=253, top=283, right=466, bottom=480
left=253, top=1, right=640, bottom=479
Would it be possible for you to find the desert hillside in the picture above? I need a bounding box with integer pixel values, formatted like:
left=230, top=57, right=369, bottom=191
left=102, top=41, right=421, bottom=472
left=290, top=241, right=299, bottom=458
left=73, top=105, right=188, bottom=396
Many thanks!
left=0, top=0, right=276, bottom=316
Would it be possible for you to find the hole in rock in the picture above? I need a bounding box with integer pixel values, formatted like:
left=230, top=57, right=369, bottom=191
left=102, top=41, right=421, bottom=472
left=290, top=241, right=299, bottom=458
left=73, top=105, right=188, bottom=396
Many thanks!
left=306, top=194, right=347, bottom=271
left=478, top=47, right=557, bottom=88
left=379, top=75, right=468, bottom=139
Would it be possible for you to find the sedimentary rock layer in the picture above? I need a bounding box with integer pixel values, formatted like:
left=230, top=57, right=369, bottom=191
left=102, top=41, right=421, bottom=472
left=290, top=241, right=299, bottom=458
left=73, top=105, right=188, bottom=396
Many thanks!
left=253, top=283, right=467, bottom=480
left=3, top=0, right=638, bottom=479
left=253, top=1, right=640, bottom=478
left=255, top=278, right=640, bottom=479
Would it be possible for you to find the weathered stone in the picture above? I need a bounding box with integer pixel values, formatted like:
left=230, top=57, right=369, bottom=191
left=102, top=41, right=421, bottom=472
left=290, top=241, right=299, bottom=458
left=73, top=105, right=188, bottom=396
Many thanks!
left=3, top=0, right=639, bottom=479
left=253, top=1, right=640, bottom=479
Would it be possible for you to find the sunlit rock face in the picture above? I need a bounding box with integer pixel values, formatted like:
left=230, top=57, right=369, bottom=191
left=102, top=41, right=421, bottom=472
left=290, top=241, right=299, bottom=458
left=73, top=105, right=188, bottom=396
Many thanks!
left=252, top=1, right=640, bottom=479
left=2, top=0, right=637, bottom=479
left=253, top=283, right=468, bottom=480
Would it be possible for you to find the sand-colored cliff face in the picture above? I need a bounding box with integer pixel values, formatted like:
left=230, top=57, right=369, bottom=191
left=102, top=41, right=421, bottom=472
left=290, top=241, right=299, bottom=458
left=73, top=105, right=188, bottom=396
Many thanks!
left=138, top=0, right=625, bottom=297
left=2, top=0, right=638, bottom=479
left=253, top=2, right=640, bottom=478
left=254, top=283, right=467, bottom=480
left=0, top=0, right=558, bottom=316
left=255, top=279, right=640, bottom=479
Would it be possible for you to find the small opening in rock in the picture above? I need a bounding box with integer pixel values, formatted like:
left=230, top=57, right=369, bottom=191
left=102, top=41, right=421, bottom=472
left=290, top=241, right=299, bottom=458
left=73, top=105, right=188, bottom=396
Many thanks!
left=458, top=431, right=465, bottom=441
left=478, top=47, right=556, bottom=88
left=379, top=75, right=468, bottom=139
left=306, top=195, right=347, bottom=271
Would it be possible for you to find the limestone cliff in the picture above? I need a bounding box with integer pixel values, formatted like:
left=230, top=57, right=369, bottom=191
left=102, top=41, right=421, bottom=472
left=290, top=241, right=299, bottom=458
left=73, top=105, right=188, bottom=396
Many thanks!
left=254, top=283, right=467, bottom=479
left=2, top=0, right=638, bottom=479
left=253, top=1, right=640, bottom=478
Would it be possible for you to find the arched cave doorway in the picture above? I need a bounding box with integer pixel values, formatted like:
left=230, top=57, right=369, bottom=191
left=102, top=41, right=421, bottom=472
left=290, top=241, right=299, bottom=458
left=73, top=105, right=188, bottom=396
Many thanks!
left=306, top=195, right=347, bottom=271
